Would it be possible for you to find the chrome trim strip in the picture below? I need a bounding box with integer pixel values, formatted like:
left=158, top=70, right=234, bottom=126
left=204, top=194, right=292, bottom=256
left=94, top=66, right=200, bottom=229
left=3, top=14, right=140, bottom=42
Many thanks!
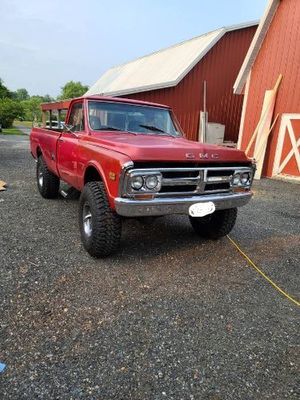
left=206, top=176, right=231, bottom=183
left=201, top=188, right=231, bottom=194
left=126, top=166, right=249, bottom=173
left=118, top=161, right=134, bottom=197
left=146, top=188, right=232, bottom=197
left=115, top=191, right=252, bottom=217
left=162, top=177, right=200, bottom=186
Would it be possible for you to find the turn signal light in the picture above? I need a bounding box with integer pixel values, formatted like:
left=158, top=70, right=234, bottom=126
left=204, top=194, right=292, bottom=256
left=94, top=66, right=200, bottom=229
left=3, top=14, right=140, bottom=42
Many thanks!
left=134, top=194, right=154, bottom=200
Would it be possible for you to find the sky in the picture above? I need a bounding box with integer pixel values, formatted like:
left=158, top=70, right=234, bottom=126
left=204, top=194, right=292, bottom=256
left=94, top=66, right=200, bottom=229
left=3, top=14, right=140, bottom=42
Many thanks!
left=0, top=0, right=266, bottom=97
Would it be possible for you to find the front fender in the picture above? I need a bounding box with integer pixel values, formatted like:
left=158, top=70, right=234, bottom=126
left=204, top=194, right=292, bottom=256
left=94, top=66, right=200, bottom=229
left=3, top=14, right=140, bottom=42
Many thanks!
left=78, top=144, right=132, bottom=209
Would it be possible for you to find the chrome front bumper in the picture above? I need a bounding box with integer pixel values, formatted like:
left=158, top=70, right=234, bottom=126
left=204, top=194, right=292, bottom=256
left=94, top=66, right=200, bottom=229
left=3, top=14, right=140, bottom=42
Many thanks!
left=114, top=191, right=252, bottom=217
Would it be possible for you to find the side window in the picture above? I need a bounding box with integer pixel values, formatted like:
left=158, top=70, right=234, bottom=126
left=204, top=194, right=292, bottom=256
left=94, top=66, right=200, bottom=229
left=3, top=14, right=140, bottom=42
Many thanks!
left=68, top=103, right=85, bottom=132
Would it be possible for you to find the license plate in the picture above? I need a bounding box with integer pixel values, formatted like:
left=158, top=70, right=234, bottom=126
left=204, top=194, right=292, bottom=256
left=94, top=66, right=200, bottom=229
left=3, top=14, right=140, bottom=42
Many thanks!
left=189, top=201, right=216, bottom=217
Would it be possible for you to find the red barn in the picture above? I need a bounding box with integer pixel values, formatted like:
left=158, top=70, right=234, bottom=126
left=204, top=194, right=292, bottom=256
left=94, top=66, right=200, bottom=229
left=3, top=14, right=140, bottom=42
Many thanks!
left=234, top=0, right=300, bottom=181
left=86, top=22, right=257, bottom=143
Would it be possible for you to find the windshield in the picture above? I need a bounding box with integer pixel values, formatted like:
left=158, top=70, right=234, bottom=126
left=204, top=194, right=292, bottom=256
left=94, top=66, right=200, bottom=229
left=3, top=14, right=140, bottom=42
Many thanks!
left=88, top=101, right=182, bottom=137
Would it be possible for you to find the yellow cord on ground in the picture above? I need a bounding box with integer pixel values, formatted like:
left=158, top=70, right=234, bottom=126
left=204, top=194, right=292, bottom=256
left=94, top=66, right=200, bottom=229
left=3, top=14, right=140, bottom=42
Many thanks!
left=227, top=235, right=300, bottom=307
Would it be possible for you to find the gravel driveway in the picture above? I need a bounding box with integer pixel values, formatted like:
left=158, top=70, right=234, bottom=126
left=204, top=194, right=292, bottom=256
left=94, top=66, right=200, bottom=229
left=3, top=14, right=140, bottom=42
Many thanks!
left=0, top=135, right=299, bottom=399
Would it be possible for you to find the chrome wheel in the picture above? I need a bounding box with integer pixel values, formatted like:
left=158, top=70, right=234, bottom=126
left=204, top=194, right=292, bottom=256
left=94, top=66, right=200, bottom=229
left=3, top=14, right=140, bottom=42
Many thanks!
left=83, top=202, right=92, bottom=237
left=36, top=156, right=60, bottom=198
left=38, top=169, right=43, bottom=187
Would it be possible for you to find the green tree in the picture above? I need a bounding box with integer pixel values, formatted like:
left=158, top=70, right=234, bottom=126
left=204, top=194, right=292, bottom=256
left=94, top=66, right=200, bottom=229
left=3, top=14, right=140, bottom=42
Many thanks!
left=42, top=94, right=54, bottom=103
left=59, top=81, right=89, bottom=100
left=20, top=95, right=54, bottom=122
left=12, top=88, right=30, bottom=101
left=0, top=78, right=12, bottom=99
left=21, top=96, right=44, bottom=122
left=0, top=98, right=24, bottom=128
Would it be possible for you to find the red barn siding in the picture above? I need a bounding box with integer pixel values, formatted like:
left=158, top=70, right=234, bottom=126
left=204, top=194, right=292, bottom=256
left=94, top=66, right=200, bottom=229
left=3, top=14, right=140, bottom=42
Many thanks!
left=239, top=0, right=300, bottom=177
left=123, top=26, right=256, bottom=142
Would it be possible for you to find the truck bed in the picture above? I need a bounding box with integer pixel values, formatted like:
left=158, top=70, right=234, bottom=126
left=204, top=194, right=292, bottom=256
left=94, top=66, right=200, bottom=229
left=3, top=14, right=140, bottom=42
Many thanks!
left=30, top=127, right=60, bottom=175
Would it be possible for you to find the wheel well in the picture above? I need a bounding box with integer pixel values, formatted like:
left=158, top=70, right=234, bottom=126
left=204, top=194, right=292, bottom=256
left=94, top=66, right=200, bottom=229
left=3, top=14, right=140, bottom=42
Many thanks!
left=84, top=166, right=102, bottom=184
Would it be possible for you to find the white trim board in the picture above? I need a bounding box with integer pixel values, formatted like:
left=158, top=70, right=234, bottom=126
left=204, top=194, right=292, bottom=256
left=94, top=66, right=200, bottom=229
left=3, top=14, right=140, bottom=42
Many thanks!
left=272, top=113, right=300, bottom=177
left=234, top=0, right=280, bottom=94
left=237, top=70, right=251, bottom=150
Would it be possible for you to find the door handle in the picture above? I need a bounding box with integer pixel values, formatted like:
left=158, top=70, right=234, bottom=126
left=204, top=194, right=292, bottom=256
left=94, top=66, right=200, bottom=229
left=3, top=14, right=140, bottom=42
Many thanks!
left=58, top=137, right=65, bottom=142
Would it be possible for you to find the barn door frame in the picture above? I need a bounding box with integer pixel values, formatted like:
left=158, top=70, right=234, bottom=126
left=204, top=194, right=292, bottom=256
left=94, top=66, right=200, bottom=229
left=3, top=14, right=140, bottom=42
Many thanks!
left=272, top=113, right=300, bottom=181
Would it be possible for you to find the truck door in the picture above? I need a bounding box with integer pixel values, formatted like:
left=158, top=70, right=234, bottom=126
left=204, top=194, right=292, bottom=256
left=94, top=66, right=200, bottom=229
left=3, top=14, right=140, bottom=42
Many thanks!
left=57, top=101, right=85, bottom=189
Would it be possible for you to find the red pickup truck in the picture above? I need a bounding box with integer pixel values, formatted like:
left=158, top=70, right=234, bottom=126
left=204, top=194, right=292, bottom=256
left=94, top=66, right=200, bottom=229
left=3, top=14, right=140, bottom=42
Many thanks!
left=30, top=96, right=255, bottom=257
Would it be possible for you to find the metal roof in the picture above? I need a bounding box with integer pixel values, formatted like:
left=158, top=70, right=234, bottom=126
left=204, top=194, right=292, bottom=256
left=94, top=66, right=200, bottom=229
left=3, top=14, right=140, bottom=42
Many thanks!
left=40, top=95, right=170, bottom=111
left=85, top=21, right=258, bottom=97
left=234, top=0, right=280, bottom=94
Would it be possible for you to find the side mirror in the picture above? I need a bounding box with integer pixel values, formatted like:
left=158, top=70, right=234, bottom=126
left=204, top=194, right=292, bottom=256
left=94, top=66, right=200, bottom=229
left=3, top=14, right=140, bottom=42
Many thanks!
left=63, top=124, right=79, bottom=138
left=63, top=123, right=74, bottom=133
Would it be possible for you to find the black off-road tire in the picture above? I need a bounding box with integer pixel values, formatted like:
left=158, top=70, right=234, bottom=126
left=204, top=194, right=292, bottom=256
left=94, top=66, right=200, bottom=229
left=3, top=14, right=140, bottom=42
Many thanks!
left=79, top=181, right=122, bottom=257
left=189, top=207, right=237, bottom=239
left=37, top=155, right=60, bottom=199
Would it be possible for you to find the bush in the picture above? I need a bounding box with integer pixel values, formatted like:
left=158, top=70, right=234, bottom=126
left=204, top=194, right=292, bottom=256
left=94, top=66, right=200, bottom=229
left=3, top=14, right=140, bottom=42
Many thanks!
left=0, top=98, right=24, bottom=128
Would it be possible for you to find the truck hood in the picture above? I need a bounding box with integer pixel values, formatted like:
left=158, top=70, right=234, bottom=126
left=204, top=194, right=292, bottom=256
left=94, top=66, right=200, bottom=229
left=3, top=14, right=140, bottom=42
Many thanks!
left=87, top=132, right=250, bottom=163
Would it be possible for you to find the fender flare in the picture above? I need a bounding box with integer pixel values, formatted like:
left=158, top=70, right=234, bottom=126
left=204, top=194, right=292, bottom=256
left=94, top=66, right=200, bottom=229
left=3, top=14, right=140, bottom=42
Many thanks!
left=82, top=161, right=111, bottom=195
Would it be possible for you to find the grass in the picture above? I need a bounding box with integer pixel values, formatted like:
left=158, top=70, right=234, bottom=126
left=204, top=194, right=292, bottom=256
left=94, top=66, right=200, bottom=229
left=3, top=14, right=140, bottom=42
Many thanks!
left=1, top=127, right=25, bottom=135
left=14, top=120, right=34, bottom=128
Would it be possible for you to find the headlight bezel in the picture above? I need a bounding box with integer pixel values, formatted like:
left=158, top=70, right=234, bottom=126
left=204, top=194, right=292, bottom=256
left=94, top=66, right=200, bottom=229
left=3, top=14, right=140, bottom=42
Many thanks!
left=126, top=170, right=162, bottom=194
left=131, top=175, right=144, bottom=190
left=231, top=168, right=253, bottom=188
left=145, top=175, right=160, bottom=190
left=232, top=173, right=241, bottom=186
left=240, top=172, right=251, bottom=185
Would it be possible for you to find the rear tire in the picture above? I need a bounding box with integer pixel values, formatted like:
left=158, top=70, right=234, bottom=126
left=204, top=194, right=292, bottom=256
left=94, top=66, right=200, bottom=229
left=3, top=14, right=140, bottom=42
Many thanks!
left=79, top=181, right=122, bottom=257
left=37, top=156, right=60, bottom=199
left=189, top=208, right=237, bottom=239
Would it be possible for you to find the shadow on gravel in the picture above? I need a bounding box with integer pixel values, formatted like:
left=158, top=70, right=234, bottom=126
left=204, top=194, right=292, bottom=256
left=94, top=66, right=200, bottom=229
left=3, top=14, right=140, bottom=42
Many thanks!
left=120, top=216, right=207, bottom=259
left=60, top=194, right=208, bottom=262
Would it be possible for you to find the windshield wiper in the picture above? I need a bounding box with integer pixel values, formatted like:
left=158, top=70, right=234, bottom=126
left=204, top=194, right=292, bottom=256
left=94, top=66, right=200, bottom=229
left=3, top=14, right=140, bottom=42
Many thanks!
left=98, top=126, right=120, bottom=131
left=95, top=126, right=137, bottom=135
left=139, top=124, right=166, bottom=133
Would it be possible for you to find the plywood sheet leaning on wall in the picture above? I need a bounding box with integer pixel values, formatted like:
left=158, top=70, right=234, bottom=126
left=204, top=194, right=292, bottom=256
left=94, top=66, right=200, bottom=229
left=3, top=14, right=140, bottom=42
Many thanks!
left=245, top=75, right=282, bottom=179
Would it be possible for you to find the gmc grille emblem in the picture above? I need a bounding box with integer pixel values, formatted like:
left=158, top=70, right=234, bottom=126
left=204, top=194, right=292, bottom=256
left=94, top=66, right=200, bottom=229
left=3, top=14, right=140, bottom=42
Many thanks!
left=199, top=153, right=209, bottom=159
left=199, top=153, right=220, bottom=159
left=185, top=153, right=195, bottom=159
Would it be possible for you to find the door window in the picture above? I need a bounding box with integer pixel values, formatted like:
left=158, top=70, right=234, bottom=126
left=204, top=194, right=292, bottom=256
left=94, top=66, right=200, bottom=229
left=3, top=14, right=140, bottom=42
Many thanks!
left=68, top=103, right=85, bottom=132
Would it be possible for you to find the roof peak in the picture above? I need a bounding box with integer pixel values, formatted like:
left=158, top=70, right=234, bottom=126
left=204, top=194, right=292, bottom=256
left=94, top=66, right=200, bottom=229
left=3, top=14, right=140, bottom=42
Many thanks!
left=109, top=20, right=259, bottom=71
left=86, top=20, right=258, bottom=97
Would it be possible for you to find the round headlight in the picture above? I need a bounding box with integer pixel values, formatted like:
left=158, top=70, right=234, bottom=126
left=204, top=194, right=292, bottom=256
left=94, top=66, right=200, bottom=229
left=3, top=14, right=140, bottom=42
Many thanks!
left=131, top=176, right=143, bottom=190
left=241, top=172, right=250, bottom=185
left=145, top=175, right=159, bottom=190
left=232, top=173, right=241, bottom=186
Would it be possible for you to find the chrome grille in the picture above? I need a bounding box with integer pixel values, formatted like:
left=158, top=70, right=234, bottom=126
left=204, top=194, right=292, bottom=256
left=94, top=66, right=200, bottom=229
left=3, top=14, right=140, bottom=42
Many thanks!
left=123, top=166, right=253, bottom=197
